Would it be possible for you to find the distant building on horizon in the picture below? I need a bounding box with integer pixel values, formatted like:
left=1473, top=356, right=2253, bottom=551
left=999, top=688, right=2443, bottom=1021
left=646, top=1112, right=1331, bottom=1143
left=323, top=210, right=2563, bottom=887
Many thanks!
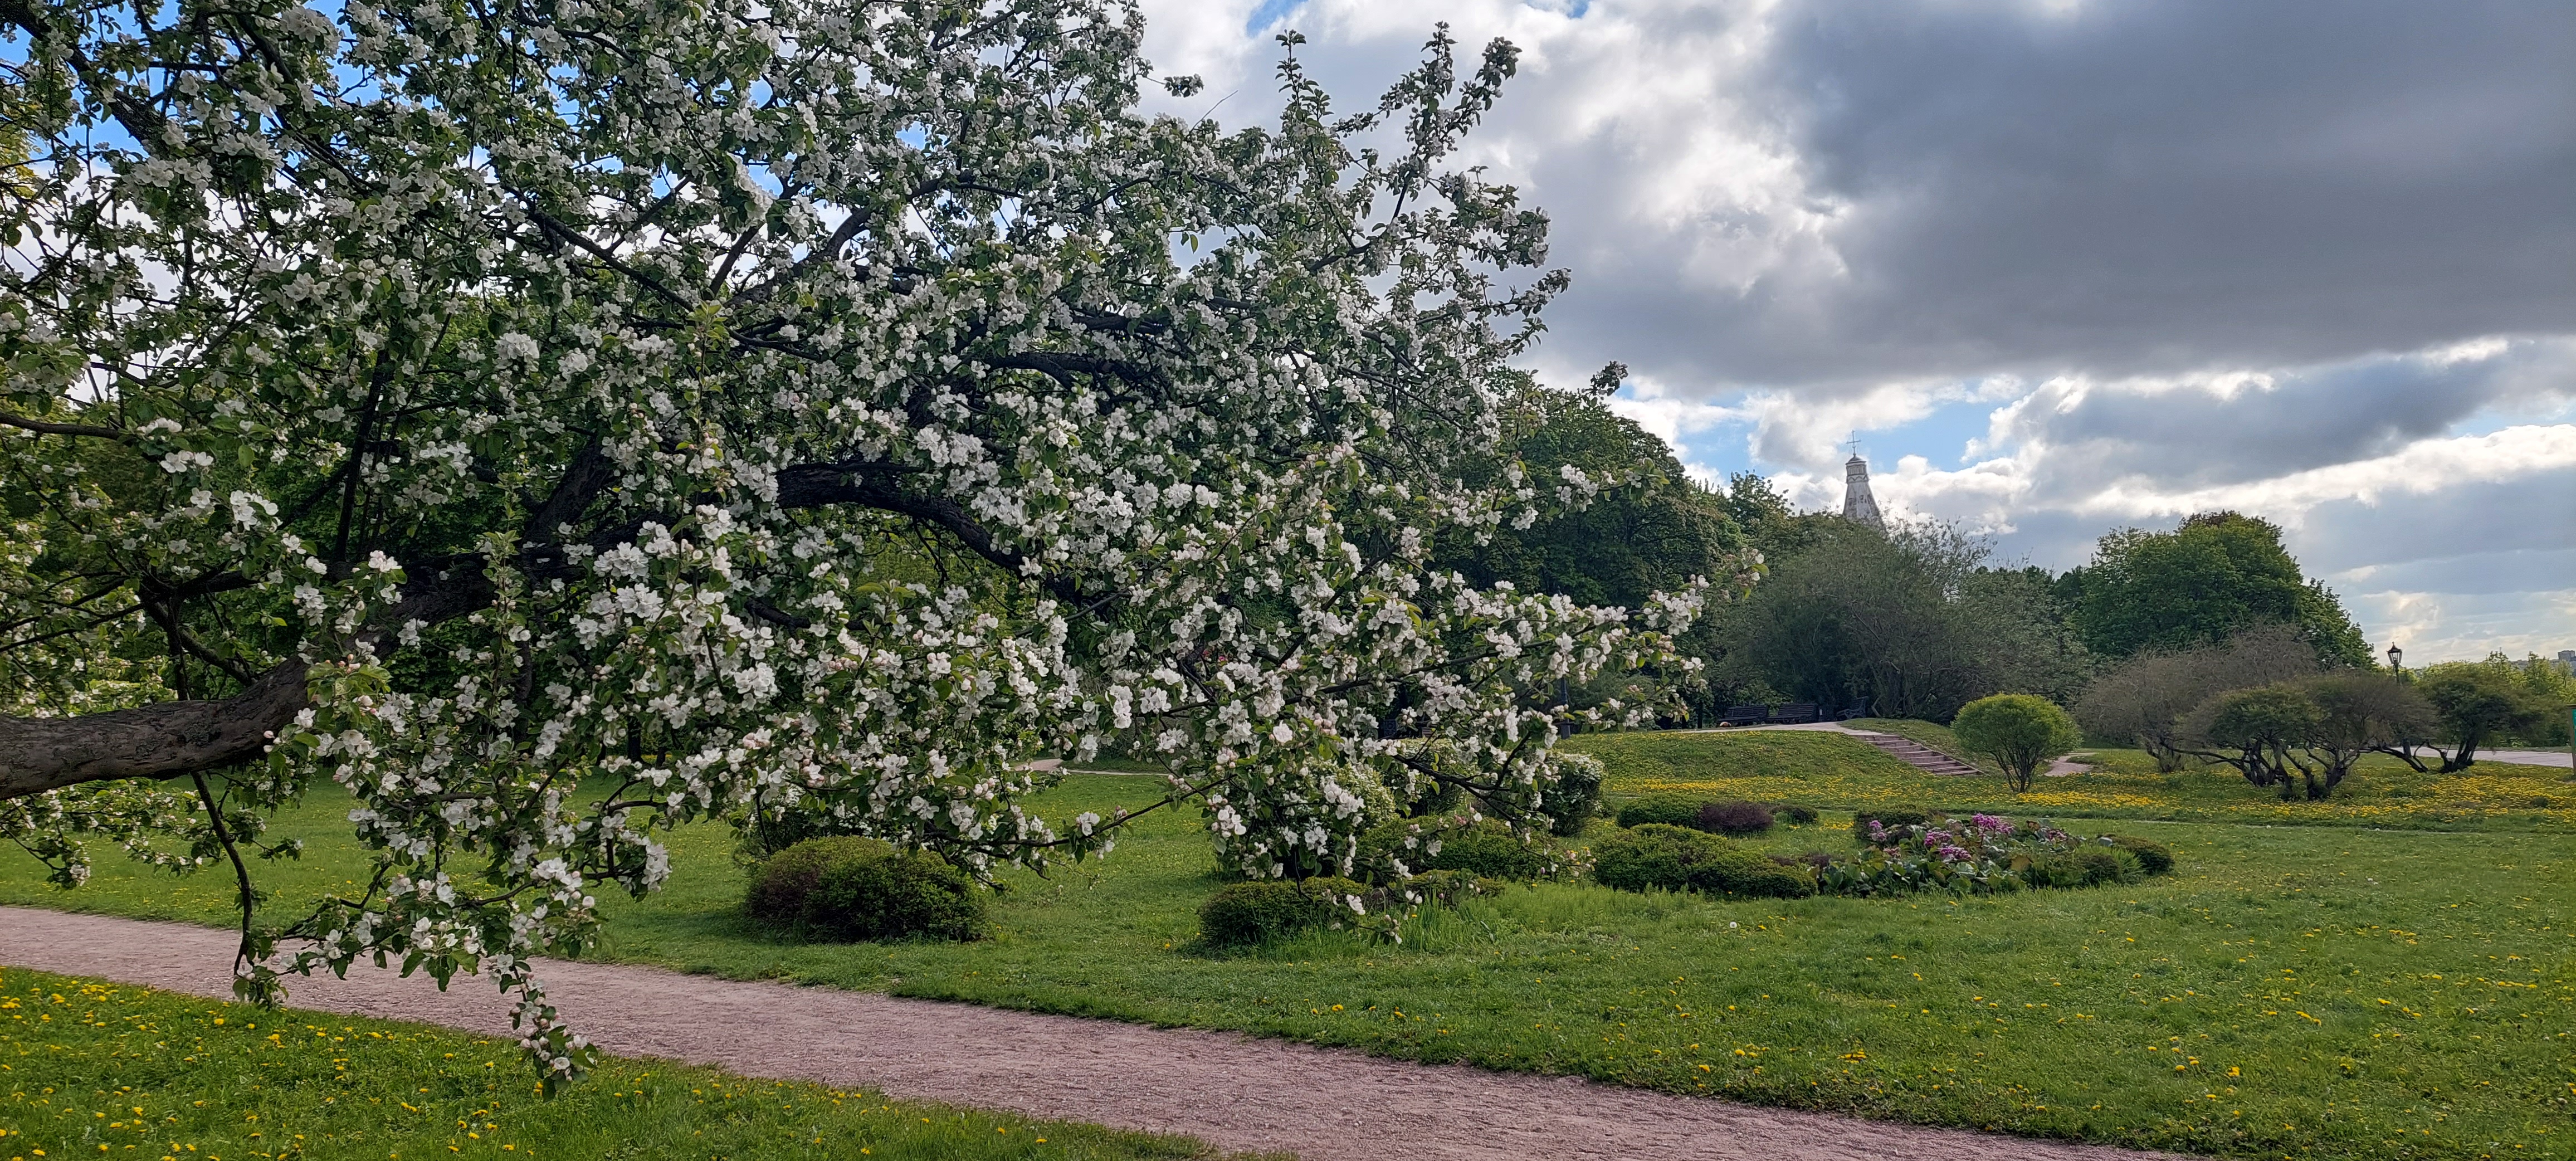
left=2559, top=649, right=2575, bottom=675
left=1842, top=453, right=1885, bottom=530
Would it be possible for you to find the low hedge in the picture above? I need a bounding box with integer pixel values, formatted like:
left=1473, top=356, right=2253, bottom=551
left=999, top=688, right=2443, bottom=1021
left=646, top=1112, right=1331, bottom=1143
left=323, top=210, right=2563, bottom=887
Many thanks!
left=2110, top=835, right=2175, bottom=876
left=1696, top=800, right=1775, bottom=835
left=1591, top=824, right=1815, bottom=899
left=1542, top=753, right=1608, bottom=837
left=1422, top=819, right=1560, bottom=880
left=1198, top=877, right=1368, bottom=947
left=1618, top=796, right=1816, bottom=833
left=744, top=836, right=988, bottom=943
left=2027, top=845, right=2145, bottom=888
left=1614, top=794, right=1703, bottom=829
left=1357, top=817, right=1559, bottom=885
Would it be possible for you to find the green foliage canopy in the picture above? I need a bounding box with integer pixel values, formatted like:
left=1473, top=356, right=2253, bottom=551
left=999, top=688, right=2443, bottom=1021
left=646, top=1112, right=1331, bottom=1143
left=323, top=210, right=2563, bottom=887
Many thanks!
left=1949, top=693, right=2082, bottom=792
left=2063, top=512, right=2370, bottom=666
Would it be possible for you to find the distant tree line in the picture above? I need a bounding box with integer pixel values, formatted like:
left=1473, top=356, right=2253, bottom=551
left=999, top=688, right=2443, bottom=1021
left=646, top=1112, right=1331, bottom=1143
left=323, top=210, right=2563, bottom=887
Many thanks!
left=1469, top=397, right=2573, bottom=778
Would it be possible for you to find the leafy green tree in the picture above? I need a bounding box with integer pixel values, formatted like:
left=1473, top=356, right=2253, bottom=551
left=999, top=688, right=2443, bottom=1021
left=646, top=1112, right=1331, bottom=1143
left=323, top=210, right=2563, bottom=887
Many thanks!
left=0, top=0, right=1719, bottom=1077
left=2299, top=671, right=2435, bottom=794
left=2065, top=512, right=2371, bottom=666
left=2179, top=674, right=2426, bottom=801
left=2401, top=661, right=2549, bottom=772
left=1445, top=385, right=1747, bottom=612
left=2183, top=685, right=2325, bottom=794
left=2071, top=626, right=2320, bottom=771
left=1711, top=521, right=2084, bottom=720
left=1950, top=694, right=2081, bottom=792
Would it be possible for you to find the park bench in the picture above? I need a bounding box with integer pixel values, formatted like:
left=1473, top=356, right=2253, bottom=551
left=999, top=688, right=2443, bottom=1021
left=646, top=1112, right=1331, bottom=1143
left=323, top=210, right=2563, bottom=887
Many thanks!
left=1836, top=699, right=1871, bottom=720
left=1769, top=703, right=1822, bottom=724
left=1718, top=704, right=1768, bottom=726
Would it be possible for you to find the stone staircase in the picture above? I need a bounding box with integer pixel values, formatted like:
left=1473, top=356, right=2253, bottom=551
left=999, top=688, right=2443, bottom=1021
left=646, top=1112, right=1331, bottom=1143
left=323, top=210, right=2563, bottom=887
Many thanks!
left=1851, top=732, right=1983, bottom=777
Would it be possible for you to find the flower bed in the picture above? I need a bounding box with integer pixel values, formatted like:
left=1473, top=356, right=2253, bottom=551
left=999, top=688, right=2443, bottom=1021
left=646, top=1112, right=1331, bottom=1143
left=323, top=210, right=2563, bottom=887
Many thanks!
left=1822, top=812, right=2171, bottom=896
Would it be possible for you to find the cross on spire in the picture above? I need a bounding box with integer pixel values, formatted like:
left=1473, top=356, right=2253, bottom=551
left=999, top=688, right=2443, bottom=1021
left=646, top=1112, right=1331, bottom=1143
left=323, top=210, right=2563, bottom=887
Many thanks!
left=1846, top=431, right=1863, bottom=460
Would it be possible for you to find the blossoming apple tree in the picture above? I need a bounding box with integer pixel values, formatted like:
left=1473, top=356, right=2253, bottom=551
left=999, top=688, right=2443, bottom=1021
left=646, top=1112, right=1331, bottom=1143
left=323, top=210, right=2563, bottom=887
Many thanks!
left=0, top=0, right=1744, bottom=1077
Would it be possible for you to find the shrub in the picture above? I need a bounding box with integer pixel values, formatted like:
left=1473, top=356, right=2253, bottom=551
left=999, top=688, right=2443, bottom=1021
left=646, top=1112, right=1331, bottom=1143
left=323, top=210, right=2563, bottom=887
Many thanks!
left=2028, top=846, right=2143, bottom=889
left=1590, top=824, right=1813, bottom=898
left=1198, top=877, right=1365, bottom=948
left=1420, top=819, right=1558, bottom=881
left=1696, top=800, right=1774, bottom=835
left=1616, top=795, right=1702, bottom=829
left=1592, top=823, right=1704, bottom=892
left=1385, top=869, right=1496, bottom=909
left=746, top=837, right=988, bottom=942
left=1768, top=803, right=1821, bottom=825
left=1355, top=816, right=1557, bottom=885
left=1699, top=849, right=1816, bottom=898
left=744, top=836, right=876, bottom=926
left=1953, top=694, right=2084, bottom=792
left=2109, top=835, right=2175, bottom=876
left=1355, top=818, right=1438, bottom=885
left=1541, top=752, right=1607, bottom=836
left=1849, top=807, right=1931, bottom=841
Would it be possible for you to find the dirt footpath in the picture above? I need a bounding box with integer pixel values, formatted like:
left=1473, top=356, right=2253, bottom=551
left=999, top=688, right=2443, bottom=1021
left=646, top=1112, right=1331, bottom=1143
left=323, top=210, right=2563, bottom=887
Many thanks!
left=0, top=906, right=2182, bottom=1161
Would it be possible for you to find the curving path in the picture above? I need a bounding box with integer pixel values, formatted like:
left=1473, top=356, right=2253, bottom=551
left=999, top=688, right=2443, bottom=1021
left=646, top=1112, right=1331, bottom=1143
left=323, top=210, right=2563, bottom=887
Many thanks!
left=0, top=906, right=2182, bottom=1161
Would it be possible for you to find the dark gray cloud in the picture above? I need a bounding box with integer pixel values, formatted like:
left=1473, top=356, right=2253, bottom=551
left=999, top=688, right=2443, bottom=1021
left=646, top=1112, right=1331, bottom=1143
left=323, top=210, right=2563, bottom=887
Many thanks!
left=1151, top=2, right=2575, bottom=389
left=2295, top=465, right=2576, bottom=573
left=2334, top=548, right=2576, bottom=598
left=2002, top=339, right=2576, bottom=494
left=1538, top=0, right=2576, bottom=389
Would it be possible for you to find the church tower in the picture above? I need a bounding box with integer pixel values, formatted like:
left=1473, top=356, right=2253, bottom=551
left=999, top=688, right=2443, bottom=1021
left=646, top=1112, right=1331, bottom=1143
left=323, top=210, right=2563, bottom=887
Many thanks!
left=1841, top=448, right=1885, bottom=530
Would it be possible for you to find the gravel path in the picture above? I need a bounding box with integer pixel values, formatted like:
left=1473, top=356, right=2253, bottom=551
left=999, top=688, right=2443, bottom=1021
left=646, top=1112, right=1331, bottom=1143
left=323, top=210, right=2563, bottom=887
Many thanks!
left=2475, top=748, right=2576, bottom=770
left=0, top=906, right=2180, bottom=1161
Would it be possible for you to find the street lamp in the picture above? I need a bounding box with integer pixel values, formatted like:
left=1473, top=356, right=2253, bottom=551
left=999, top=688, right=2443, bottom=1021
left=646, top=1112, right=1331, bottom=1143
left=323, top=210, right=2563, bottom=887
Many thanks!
left=2387, top=643, right=2404, bottom=678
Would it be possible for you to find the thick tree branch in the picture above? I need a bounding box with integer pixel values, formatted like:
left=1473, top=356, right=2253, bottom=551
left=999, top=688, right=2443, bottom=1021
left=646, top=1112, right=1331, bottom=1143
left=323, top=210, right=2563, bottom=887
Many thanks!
left=0, top=411, right=129, bottom=441
left=775, top=462, right=1088, bottom=604
left=0, top=658, right=310, bottom=799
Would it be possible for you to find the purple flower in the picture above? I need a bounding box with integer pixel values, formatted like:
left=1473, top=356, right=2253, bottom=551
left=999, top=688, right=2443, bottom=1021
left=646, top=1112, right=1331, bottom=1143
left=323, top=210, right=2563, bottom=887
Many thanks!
left=1924, top=829, right=1953, bottom=845
left=1936, top=845, right=1970, bottom=861
left=1972, top=813, right=2011, bottom=833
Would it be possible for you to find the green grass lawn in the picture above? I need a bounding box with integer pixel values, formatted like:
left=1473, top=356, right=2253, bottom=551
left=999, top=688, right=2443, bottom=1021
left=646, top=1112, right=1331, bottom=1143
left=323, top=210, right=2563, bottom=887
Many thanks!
left=1571, top=729, right=2576, bottom=831
left=5, top=730, right=2574, bottom=1160
left=0, top=967, right=1247, bottom=1161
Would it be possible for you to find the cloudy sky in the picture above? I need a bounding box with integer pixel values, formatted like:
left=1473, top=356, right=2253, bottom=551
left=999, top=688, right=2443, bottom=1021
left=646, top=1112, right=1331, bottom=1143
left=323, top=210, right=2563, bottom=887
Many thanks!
left=1134, top=0, right=2576, bottom=663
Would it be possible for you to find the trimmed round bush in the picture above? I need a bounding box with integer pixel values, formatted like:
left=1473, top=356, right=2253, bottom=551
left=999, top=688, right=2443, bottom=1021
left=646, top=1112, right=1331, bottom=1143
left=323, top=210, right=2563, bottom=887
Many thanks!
left=1696, top=800, right=1774, bottom=835
left=2028, top=845, right=2144, bottom=888
left=1615, top=794, right=1702, bottom=829
left=1356, top=818, right=1436, bottom=885
left=1591, top=824, right=1813, bottom=899
left=1592, top=823, right=1705, bottom=892
left=745, top=836, right=987, bottom=942
left=743, top=836, right=874, bottom=926
left=1768, top=803, right=1821, bottom=825
left=1198, top=877, right=1365, bottom=947
left=1849, top=807, right=1932, bottom=841
left=1541, top=753, right=1607, bottom=837
left=1952, top=694, right=2083, bottom=792
left=2109, top=835, right=2175, bottom=876
left=1422, top=819, right=1557, bottom=881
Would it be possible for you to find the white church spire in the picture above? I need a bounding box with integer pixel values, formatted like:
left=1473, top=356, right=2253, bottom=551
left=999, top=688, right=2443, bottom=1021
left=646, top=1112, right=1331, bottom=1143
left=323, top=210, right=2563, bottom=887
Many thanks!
left=1841, top=435, right=1885, bottom=530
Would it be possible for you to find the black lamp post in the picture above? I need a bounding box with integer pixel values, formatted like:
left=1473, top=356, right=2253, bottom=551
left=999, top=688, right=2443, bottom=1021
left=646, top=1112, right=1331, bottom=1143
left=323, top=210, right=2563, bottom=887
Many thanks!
left=2387, top=643, right=2404, bottom=679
